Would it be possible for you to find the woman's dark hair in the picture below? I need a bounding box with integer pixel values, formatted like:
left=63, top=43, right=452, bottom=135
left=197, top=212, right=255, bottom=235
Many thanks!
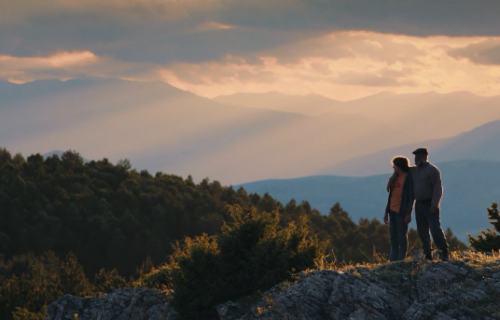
left=391, top=156, right=410, bottom=173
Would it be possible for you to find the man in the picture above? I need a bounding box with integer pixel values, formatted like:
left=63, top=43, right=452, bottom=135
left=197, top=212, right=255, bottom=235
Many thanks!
left=387, top=147, right=449, bottom=261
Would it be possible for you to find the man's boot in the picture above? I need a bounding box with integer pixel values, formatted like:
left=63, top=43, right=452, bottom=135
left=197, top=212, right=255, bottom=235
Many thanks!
left=442, top=250, right=449, bottom=262
left=424, top=253, right=433, bottom=261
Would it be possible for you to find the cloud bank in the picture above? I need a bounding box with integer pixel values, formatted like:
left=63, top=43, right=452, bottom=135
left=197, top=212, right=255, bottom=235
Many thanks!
left=2, top=31, right=500, bottom=100
left=2, top=0, right=500, bottom=64
left=1, top=0, right=500, bottom=100
left=161, top=32, right=500, bottom=100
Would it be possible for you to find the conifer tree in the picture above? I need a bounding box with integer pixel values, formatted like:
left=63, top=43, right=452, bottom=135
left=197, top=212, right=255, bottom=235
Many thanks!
left=468, top=202, right=500, bottom=251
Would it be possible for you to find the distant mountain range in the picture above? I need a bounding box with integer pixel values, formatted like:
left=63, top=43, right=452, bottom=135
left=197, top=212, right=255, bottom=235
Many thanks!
left=214, top=90, right=500, bottom=141
left=0, top=79, right=307, bottom=184
left=213, top=92, right=342, bottom=116
left=237, top=160, right=500, bottom=241
left=1, top=79, right=499, bottom=184
left=0, top=79, right=405, bottom=184
left=321, top=119, right=500, bottom=176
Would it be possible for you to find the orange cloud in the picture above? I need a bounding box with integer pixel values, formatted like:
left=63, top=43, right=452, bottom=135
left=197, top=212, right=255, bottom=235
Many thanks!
left=160, top=31, right=500, bottom=100
left=0, top=51, right=97, bottom=68
left=0, top=51, right=160, bottom=83
left=198, top=22, right=234, bottom=31
left=3, top=31, right=500, bottom=102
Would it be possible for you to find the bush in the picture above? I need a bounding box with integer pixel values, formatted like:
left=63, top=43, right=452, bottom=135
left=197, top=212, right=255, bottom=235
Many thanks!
left=94, top=268, right=127, bottom=293
left=12, top=306, right=46, bottom=320
left=468, top=202, right=500, bottom=252
left=0, top=251, right=94, bottom=320
left=142, top=205, right=325, bottom=320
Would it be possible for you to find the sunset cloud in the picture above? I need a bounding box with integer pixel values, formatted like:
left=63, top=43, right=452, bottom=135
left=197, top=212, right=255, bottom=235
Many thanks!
left=1, top=0, right=500, bottom=67
left=2, top=0, right=500, bottom=101
left=160, top=32, right=500, bottom=100
left=3, top=31, right=500, bottom=101
left=0, top=51, right=160, bottom=83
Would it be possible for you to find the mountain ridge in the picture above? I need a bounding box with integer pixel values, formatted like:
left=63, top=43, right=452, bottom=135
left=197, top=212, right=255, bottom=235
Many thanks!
left=320, top=119, right=500, bottom=176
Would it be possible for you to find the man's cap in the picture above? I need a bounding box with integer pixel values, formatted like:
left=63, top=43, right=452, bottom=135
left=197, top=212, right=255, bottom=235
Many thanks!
left=412, top=147, right=428, bottom=155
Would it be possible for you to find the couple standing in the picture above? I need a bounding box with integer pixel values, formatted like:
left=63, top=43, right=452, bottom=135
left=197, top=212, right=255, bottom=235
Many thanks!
left=385, top=148, right=449, bottom=262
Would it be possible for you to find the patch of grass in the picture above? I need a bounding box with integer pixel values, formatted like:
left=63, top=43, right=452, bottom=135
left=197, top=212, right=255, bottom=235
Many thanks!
left=451, top=250, right=500, bottom=265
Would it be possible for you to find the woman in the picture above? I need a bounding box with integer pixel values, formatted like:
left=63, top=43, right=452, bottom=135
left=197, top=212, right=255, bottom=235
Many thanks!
left=384, top=156, right=414, bottom=261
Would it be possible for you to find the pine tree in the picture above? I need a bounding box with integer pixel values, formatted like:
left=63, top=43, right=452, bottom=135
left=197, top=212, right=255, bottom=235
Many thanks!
left=468, top=202, right=500, bottom=252
left=59, top=252, right=93, bottom=297
left=487, top=202, right=500, bottom=233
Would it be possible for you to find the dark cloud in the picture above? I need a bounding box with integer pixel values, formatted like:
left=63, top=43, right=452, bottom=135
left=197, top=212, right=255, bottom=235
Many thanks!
left=0, top=14, right=311, bottom=64
left=449, top=39, right=500, bottom=65
left=267, top=32, right=425, bottom=64
left=1, top=0, right=500, bottom=66
left=212, top=0, right=500, bottom=36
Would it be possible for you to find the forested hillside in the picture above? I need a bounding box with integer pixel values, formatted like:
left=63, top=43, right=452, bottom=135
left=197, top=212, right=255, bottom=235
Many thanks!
left=0, top=148, right=466, bottom=320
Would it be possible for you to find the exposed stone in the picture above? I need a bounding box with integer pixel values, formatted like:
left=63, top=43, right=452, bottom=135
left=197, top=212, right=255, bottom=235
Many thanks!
left=217, top=300, right=251, bottom=320
left=226, top=259, right=500, bottom=320
left=46, top=288, right=172, bottom=320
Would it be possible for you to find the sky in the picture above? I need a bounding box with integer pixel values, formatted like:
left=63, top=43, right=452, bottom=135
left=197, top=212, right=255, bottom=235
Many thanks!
left=1, top=0, right=500, bottom=100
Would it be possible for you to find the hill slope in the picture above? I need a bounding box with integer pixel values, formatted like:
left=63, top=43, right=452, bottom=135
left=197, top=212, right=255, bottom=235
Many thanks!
left=238, top=160, right=500, bottom=240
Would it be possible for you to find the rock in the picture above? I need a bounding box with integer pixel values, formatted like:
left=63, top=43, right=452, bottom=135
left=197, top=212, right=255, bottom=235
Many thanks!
left=217, top=301, right=249, bottom=320
left=236, top=260, right=500, bottom=320
left=46, top=294, right=83, bottom=320
left=46, top=288, right=172, bottom=320
left=416, top=261, right=471, bottom=300
left=272, top=270, right=338, bottom=319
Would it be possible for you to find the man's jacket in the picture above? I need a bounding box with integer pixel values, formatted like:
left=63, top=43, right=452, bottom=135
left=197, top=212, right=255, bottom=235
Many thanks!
left=385, top=173, right=415, bottom=216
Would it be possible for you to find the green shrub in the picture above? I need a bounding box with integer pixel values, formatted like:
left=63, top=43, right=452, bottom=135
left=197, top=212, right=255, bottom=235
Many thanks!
left=94, top=268, right=127, bottom=293
left=12, top=306, right=46, bottom=320
left=142, top=205, right=325, bottom=320
left=468, top=202, right=500, bottom=252
left=0, top=252, right=96, bottom=320
left=135, top=265, right=173, bottom=290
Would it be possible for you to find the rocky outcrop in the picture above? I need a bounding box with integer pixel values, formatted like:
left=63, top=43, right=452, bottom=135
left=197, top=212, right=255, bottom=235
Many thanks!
left=45, top=288, right=175, bottom=320
left=46, top=260, right=500, bottom=320
left=218, top=260, right=500, bottom=320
